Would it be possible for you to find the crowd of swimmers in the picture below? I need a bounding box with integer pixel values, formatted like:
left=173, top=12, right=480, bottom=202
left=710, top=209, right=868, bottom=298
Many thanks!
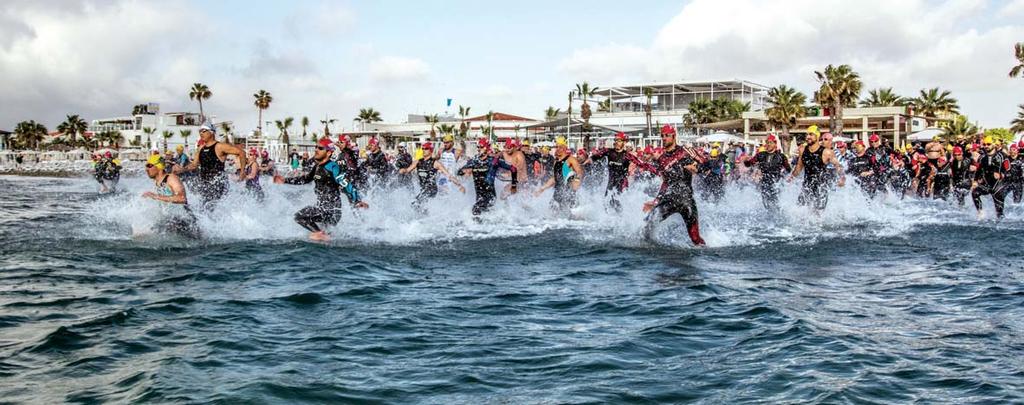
left=133, top=121, right=1024, bottom=244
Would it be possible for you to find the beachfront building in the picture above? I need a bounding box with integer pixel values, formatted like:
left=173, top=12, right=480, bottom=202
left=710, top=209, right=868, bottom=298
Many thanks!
left=0, top=130, right=11, bottom=151
left=556, top=79, right=770, bottom=146
left=87, top=103, right=234, bottom=152
left=361, top=112, right=541, bottom=150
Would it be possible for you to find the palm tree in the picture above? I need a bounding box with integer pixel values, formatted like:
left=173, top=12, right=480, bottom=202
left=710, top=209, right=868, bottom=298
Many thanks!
left=179, top=129, right=192, bottom=148
left=189, top=83, right=212, bottom=120
left=13, top=120, right=47, bottom=150
left=355, top=108, right=382, bottom=130
left=100, top=130, right=124, bottom=149
left=814, top=64, right=863, bottom=135
left=1010, top=104, right=1024, bottom=135
left=1010, top=43, right=1024, bottom=78
left=275, top=117, right=294, bottom=148
left=438, top=124, right=456, bottom=137
left=908, top=88, right=959, bottom=125
left=544, top=106, right=561, bottom=120
left=219, top=122, right=234, bottom=143
left=458, top=105, right=471, bottom=138
left=485, top=111, right=495, bottom=141
left=56, top=114, right=88, bottom=147
left=575, top=82, right=599, bottom=148
left=425, top=114, right=440, bottom=139
left=300, top=116, right=309, bottom=140
left=253, top=90, right=273, bottom=137
left=683, top=99, right=714, bottom=131
left=860, top=87, right=905, bottom=107
left=765, top=85, right=808, bottom=145
left=598, top=99, right=612, bottom=113
left=142, top=127, right=155, bottom=150
left=161, top=130, right=174, bottom=152
left=940, top=115, right=979, bottom=140
left=320, top=117, right=337, bottom=138
left=643, top=87, right=654, bottom=137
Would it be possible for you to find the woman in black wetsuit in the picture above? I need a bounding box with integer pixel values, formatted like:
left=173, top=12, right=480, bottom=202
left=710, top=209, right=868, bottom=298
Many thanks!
left=175, top=122, right=247, bottom=210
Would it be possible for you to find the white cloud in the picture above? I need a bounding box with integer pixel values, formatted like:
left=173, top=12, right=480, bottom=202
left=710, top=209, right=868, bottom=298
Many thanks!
left=559, top=0, right=1024, bottom=127
left=999, top=0, right=1024, bottom=17
left=368, top=56, right=431, bottom=83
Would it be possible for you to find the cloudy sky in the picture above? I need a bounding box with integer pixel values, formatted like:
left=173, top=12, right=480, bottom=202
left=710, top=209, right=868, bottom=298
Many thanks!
left=1, top=0, right=1022, bottom=133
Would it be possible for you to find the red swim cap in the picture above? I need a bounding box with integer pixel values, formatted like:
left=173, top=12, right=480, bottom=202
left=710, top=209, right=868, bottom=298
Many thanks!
left=660, top=125, right=676, bottom=136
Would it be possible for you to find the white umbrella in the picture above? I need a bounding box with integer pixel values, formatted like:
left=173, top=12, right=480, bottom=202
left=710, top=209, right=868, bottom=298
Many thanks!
left=906, top=128, right=945, bottom=142
left=832, top=136, right=854, bottom=143
left=696, top=132, right=746, bottom=144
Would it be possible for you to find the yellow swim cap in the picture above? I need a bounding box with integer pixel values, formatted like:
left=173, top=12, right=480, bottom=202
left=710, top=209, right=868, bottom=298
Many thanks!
left=710, top=149, right=720, bottom=158
left=522, top=139, right=531, bottom=146
left=807, top=125, right=820, bottom=136
left=443, top=134, right=454, bottom=142
left=984, top=136, right=994, bottom=144
left=146, top=154, right=165, bottom=171
left=555, top=136, right=567, bottom=146
left=415, top=148, right=424, bottom=160
left=945, top=144, right=953, bottom=152
left=712, top=142, right=721, bottom=148
left=541, top=146, right=551, bottom=153
left=175, top=144, right=184, bottom=152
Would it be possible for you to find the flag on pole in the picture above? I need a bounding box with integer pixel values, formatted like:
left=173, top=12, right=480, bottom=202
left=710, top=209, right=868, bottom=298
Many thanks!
left=446, top=98, right=452, bottom=107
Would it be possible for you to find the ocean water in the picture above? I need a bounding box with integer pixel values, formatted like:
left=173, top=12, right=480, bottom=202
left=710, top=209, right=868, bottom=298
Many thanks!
left=0, top=174, right=1022, bottom=404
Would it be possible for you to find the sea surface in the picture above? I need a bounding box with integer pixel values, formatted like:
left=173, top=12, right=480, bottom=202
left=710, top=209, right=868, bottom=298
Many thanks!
left=0, top=174, right=1022, bottom=404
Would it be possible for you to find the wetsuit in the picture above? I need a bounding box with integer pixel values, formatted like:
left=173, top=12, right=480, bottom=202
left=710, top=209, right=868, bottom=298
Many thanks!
left=846, top=153, right=877, bottom=198
left=1007, top=155, right=1024, bottom=204
left=931, top=161, right=952, bottom=200
left=337, top=148, right=365, bottom=191
left=96, top=158, right=121, bottom=191
left=195, top=142, right=229, bottom=208
left=413, top=156, right=440, bottom=209
left=972, top=150, right=1010, bottom=218
left=699, top=156, right=726, bottom=203
left=589, top=148, right=632, bottom=211
left=950, top=157, right=974, bottom=206
left=551, top=155, right=578, bottom=213
left=360, top=150, right=391, bottom=188
left=523, top=151, right=540, bottom=181
left=393, top=151, right=414, bottom=189
left=536, top=154, right=554, bottom=184
left=745, top=150, right=791, bottom=211
left=244, top=163, right=264, bottom=201
left=866, top=145, right=892, bottom=194
left=632, top=147, right=705, bottom=246
left=284, top=160, right=361, bottom=233
left=797, top=145, right=830, bottom=211
left=913, top=160, right=933, bottom=198
left=459, top=155, right=517, bottom=215
left=154, top=175, right=200, bottom=239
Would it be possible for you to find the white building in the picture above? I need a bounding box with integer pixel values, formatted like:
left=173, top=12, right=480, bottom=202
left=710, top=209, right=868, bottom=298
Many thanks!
left=87, top=103, right=234, bottom=152
left=361, top=112, right=541, bottom=149
left=584, top=80, right=769, bottom=132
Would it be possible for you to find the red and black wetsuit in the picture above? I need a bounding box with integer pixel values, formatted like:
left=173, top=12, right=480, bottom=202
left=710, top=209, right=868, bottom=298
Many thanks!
left=972, top=150, right=1010, bottom=218
left=631, top=147, right=705, bottom=246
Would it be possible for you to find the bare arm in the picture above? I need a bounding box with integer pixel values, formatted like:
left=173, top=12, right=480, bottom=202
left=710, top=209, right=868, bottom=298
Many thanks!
left=145, top=174, right=187, bottom=204
left=433, top=160, right=464, bottom=190
left=219, top=143, right=247, bottom=171
left=568, top=157, right=584, bottom=191
left=399, top=158, right=420, bottom=174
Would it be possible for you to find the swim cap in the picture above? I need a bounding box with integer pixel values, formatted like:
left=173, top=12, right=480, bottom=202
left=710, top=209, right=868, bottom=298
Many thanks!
left=983, top=136, right=994, bottom=144
left=953, top=146, right=963, bottom=155
left=477, top=138, right=489, bottom=149
left=555, top=136, right=567, bottom=147
left=504, top=138, right=517, bottom=149
left=199, top=121, right=216, bottom=134
left=660, top=125, right=676, bottom=136
left=945, top=144, right=953, bottom=152
left=854, top=140, right=865, bottom=148
left=317, top=137, right=335, bottom=151
left=541, top=146, right=551, bottom=153
left=971, top=143, right=980, bottom=151
left=146, top=154, right=165, bottom=170
left=807, top=125, right=820, bottom=136
left=938, top=155, right=947, bottom=163
left=521, top=139, right=531, bottom=146
left=821, top=132, right=833, bottom=141
left=836, top=141, right=847, bottom=148
left=710, top=149, right=720, bottom=158
left=643, top=146, right=654, bottom=155
left=443, top=134, right=454, bottom=142
left=337, top=134, right=349, bottom=145
left=1011, top=144, right=1020, bottom=152
left=757, top=146, right=766, bottom=153
left=261, top=150, right=269, bottom=157
left=615, top=132, right=627, bottom=141
left=869, top=134, right=880, bottom=142
left=104, top=151, right=112, bottom=158
left=422, top=141, right=434, bottom=150
left=712, top=142, right=721, bottom=148
left=765, top=134, right=778, bottom=143
left=368, top=137, right=379, bottom=147
left=176, top=145, right=184, bottom=152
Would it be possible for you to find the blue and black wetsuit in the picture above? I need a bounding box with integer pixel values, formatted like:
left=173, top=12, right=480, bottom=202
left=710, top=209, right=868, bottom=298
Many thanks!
left=284, top=160, right=361, bottom=233
left=551, top=155, right=578, bottom=213
left=459, top=155, right=517, bottom=215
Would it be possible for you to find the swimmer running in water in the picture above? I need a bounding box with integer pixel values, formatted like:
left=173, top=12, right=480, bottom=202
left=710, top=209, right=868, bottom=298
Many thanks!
left=534, top=137, right=583, bottom=214
left=459, top=138, right=518, bottom=216
left=587, top=132, right=635, bottom=212
left=175, top=122, right=247, bottom=210
left=141, top=154, right=200, bottom=239
left=274, top=138, right=368, bottom=241
left=398, top=141, right=465, bottom=212
left=630, top=125, right=707, bottom=246
left=788, top=131, right=845, bottom=213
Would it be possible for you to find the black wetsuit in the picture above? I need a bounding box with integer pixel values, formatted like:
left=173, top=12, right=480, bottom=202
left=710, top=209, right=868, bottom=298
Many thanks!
left=932, top=161, right=952, bottom=200
left=846, top=153, right=877, bottom=198
left=361, top=150, right=391, bottom=188
left=699, top=156, right=726, bottom=203
left=972, top=150, right=1010, bottom=218
left=536, top=154, right=554, bottom=184
left=950, top=157, right=974, bottom=206
left=798, top=145, right=830, bottom=211
left=866, top=145, right=892, bottom=194
left=523, top=151, right=540, bottom=181
left=745, top=150, right=791, bottom=211
left=337, top=148, right=365, bottom=191
left=633, top=147, right=705, bottom=246
left=284, top=160, right=361, bottom=232
left=589, top=148, right=631, bottom=211
left=394, top=151, right=414, bottom=189
left=413, top=157, right=440, bottom=209
left=459, top=154, right=517, bottom=215
left=195, top=142, right=228, bottom=208
left=1007, top=155, right=1024, bottom=204
left=913, top=161, right=933, bottom=198
left=95, top=158, right=121, bottom=190
left=551, top=155, right=578, bottom=213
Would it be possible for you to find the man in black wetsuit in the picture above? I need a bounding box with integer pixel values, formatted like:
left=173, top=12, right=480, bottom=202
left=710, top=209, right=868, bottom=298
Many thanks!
left=274, top=138, right=368, bottom=241
left=175, top=122, right=247, bottom=210
left=788, top=131, right=845, bottom=212
left=534, top=137, right=583, bottom=214
left=950, top=146, right=974, bottom=207
left=360, top=137, right=392, bottom=189
left=930, top=155, right=952, bottom=201
left=865, top=134, right=892, bottom=195
left=393, top=143, right=415, bottom=189
left=1006, top=143, right=1023, bottom=205
left=972, top=136, right=1011, bottom=219
left=743, top=134, right=790, bottom=212
left=95, top=151, right=122, bottom=193
left=398, top=141, right=464, bottom=211
left=631, top=125, right=707, bottom=246
left=459, top=138, right=518, bottom=216
left=334, top=134, right=365, bottom=191
left=699, top=144, right=726, bottom=203
left=586, top=132, right=633, bottom=212
left=845, top=140, right=878, bottom=198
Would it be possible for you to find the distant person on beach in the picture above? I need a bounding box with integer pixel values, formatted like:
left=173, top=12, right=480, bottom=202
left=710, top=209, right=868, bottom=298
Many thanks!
left=141, top=154, right=200, bottom=239
left=274, top=138, right=367, bottom=241
left=174, top=122, right=247, bottom=210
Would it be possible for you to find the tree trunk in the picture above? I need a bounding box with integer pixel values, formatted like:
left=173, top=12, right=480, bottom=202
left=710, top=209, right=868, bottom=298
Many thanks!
left=834, top=103, right=844, bottom=136
left=199, top=100, right=205, bottom=121
left=257, top=109, right=263, bottom=138
left=782, top=124, right=791, bottom=154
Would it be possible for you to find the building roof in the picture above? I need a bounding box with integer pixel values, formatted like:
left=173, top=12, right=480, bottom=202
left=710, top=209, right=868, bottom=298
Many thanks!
left=598, top=80, right=770, bottom=99
left=465, top=112, right=537, bottom=122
